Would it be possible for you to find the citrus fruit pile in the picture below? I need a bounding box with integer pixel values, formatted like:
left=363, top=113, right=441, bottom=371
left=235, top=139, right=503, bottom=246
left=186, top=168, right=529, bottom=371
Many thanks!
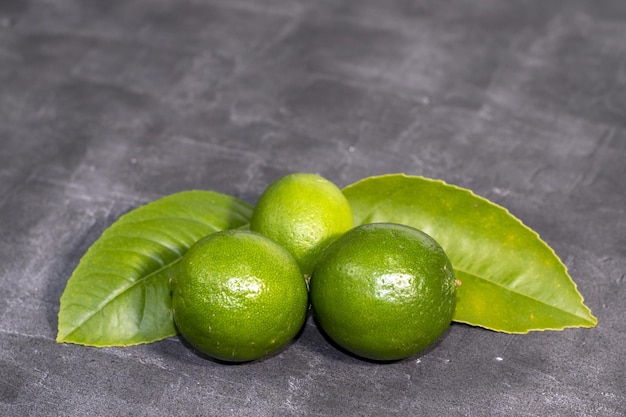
left=171, top=173, right=457, bottom=362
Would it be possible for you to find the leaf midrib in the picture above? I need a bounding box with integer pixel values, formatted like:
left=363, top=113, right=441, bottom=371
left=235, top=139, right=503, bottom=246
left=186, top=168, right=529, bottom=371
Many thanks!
left=60, top=255, right=181, bottom=341
left=454, top=266, right=594, bottom=325
left=60, top=214, right=215, bottom=341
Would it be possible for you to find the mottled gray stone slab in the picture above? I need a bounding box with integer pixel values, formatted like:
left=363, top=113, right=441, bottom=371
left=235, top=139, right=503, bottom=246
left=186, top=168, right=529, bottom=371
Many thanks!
left=1, top=1, right=624, bottom=416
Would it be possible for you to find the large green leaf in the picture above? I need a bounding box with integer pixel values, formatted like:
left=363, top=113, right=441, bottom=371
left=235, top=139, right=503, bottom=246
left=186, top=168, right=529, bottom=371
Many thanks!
left=57, top=190, right=253, bottom=347
left=343, top=174, right=597, bottom=333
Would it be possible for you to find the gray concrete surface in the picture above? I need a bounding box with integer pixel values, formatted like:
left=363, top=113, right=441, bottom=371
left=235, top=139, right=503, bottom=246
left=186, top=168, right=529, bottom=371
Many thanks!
left=1, top=0, right=625, bottom=416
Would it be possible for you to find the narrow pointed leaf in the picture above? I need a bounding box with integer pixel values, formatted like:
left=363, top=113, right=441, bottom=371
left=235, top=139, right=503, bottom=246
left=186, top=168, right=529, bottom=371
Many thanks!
left=57, top=190, right=253, bottom=347
left=343, top=174, right=597, bottom=333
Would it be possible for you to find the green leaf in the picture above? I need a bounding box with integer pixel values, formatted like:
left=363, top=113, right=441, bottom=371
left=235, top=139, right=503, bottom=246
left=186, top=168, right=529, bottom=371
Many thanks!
left=343, top=174, right=597, bottom=333
left=57, top=190, right=253, bottom=347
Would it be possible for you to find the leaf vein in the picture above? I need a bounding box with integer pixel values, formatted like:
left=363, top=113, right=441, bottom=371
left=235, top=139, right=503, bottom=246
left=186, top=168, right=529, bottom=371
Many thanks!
left=454, top=266, right=593, bottom=323
left=62, top=258, right=181, bottom=341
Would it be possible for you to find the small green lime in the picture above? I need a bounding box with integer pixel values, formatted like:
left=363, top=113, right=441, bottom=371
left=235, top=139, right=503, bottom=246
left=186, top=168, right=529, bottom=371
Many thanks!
left=309, top=223, right=457, bottom=361
left=250, top=173, right=353, bottom=276
left=171, top=230, right=308, bottom=362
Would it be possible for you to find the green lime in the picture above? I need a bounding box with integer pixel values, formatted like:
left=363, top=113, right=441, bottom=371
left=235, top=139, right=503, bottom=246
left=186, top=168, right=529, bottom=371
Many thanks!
left=309, top=223, right=457, bottom=361
left=250, top=173, right=353, bottom=276
left=171, top=230, right=308, bottom=362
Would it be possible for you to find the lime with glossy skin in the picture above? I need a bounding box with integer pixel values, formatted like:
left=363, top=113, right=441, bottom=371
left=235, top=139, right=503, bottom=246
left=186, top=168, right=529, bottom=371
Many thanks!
left=309, top=223, right=457, bottom=361
left=171, top=230, right=308, bottom=362
left=250, top=173, right=353, bottom=276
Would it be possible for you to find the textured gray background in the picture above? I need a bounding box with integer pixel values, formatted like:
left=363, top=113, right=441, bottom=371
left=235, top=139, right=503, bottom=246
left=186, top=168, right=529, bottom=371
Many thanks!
left=1, top=0, right=625, bottom=416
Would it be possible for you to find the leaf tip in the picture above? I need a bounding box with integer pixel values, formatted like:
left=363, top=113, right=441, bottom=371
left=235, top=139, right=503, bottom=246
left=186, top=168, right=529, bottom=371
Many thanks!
left=584, top=311, right=599, bottom=328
